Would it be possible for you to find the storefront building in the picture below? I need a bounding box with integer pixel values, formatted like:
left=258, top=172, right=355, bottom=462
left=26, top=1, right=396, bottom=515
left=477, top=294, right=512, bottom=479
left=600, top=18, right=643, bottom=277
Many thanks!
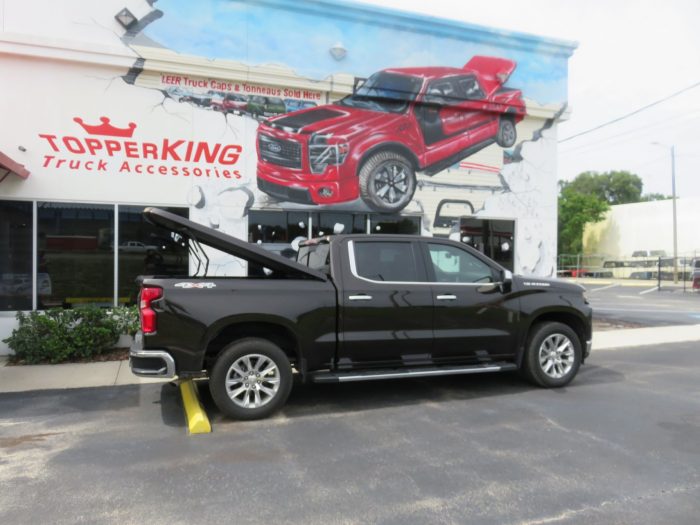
left=0, top=0, right=576, bottom=351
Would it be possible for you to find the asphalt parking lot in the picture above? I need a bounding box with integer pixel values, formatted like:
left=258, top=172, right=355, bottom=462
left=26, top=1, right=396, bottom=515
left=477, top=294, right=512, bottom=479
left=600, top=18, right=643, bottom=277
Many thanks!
left=584, top=282, right=700, bottom=326
left=1, top=342, right=699, bottom=524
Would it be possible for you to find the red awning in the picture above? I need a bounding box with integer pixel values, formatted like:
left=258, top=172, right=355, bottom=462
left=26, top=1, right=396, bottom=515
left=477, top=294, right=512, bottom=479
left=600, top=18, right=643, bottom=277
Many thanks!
left=0, top=150, right=30, bottom=182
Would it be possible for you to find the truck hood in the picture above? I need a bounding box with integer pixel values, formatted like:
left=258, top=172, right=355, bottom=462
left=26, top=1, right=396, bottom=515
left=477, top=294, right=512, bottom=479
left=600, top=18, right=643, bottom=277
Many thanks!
left=143, top=208, right=327, bottom=281
left=514, top=275, right=585, bottom=294
left=267, top=104, right=402, bottom=138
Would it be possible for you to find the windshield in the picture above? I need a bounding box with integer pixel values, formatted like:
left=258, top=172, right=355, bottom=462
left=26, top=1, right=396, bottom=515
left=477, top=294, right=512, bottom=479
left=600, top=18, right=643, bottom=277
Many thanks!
left=338, top=72, right=423, bottom=113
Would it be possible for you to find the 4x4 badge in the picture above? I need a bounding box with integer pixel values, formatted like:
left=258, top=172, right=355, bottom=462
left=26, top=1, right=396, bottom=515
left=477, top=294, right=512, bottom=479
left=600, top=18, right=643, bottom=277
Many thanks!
left=174, top=282, right=217, bottom=289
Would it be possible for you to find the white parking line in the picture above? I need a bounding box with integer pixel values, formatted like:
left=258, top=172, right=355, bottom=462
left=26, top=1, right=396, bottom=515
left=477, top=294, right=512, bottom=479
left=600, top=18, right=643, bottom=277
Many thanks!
left=589, top=283, right=619, bottom=293
left=640, top=286, right=660, bottom=295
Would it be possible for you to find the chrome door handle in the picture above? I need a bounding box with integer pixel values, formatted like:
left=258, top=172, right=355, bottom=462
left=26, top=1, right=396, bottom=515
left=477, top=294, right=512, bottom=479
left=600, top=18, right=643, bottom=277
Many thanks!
left=349, top=294, right=373, bottom=301
left=436, top=294, right=457, bottom=300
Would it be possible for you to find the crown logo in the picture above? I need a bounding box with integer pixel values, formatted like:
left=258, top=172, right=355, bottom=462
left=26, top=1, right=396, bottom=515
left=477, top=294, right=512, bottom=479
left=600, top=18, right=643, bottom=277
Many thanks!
left=73, top=116, right=137, bottom=137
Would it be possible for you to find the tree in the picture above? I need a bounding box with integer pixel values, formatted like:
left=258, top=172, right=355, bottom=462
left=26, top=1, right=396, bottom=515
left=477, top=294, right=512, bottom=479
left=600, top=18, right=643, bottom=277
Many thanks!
left=559, top=170, right=643, bottom=205
left=558, top=187, right=609, bottom=254
left=557, top=170, right=669, bottom=254
left=640, top=192, right=672, bottom=201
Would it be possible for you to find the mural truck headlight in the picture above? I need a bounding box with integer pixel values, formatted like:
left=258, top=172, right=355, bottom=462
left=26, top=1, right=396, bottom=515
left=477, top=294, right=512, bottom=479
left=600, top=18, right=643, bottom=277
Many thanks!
left=309, top=133, right=349, bottom=174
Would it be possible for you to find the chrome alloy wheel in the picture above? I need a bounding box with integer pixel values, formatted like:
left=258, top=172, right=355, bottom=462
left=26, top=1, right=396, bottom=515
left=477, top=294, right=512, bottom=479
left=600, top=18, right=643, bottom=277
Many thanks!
left=225, top=354, right=281, bottom=409
left=372, top=163, right=410, bottom=205
left=538, top=334, right=575, bottom=379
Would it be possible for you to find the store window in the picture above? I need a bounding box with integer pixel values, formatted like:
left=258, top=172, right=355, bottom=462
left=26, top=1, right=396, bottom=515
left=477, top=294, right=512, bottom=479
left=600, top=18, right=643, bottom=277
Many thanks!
left=118, top=206, right=189, bottom=304
left=0, top=201, right=33, bottom=311
left=311, top=212, right=366, bottom=236
left=370, top=215, right=421, bottom=234
left=459, top=218, right=515, bottom=271
left=248, top=210, right=307, bottom=259
left=37, top=202, right=114, bottom=308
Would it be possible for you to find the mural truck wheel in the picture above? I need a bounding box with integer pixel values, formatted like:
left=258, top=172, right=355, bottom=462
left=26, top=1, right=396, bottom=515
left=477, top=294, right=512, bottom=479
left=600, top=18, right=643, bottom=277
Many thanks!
left=496, top=117, right=517, bottom=148
left=359, top=151, right=416, bottom=213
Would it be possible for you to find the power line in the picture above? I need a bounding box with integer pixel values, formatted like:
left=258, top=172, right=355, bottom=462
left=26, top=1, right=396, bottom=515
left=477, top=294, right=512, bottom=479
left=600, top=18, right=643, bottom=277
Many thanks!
left=559, top=108, right=700, bottom=155
left=559, top=112, right=700, bottom=157
left=559, top=80, right=700, bottom=143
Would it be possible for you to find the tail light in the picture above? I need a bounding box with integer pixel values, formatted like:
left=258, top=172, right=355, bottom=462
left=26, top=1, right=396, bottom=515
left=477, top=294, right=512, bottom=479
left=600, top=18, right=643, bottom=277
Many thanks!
left=139, top=286, right=163, bottom=334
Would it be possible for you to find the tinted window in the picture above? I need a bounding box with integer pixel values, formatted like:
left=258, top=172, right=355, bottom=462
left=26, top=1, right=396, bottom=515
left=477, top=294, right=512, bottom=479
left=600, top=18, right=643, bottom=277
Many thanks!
left=37, top=202, right=114, bottom=308
left=353, top=242, right=418, bottom=282
left=0, top=200, right=33, bottom=311
left=118, top=206, right=189, bottom=304
left=370, top=215, right=420, bottom=234
left=428, top=243, right=494, bottom=283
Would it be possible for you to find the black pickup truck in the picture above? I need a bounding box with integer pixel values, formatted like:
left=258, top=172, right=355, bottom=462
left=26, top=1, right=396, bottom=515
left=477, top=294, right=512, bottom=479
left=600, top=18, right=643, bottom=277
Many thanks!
left=130, top=208, right=592, bottom=420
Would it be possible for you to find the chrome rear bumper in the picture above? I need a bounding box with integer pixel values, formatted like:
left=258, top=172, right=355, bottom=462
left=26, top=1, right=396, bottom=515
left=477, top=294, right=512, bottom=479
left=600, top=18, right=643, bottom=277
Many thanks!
left=129, top=333, right=176, bottom=378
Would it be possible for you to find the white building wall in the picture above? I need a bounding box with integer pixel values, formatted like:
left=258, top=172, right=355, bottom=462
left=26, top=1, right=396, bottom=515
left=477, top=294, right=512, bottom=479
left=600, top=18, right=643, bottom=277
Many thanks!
left=583, top=198, right=700, bottom=258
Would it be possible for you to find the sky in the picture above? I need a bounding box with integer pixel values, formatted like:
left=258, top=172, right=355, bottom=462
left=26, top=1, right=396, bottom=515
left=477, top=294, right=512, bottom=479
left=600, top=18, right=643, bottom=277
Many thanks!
left=147, top=0, right=571, bottom=105
left=358, top=0, right=700, bottom=199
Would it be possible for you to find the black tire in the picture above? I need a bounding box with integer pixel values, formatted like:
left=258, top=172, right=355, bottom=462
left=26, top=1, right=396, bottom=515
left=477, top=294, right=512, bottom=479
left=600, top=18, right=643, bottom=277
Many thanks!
left=496, top=117, right=517, bottom=148
left=209, top=338, right=293, bottom=420
left=359, top=151, right=416, bottom=213
left=522, top=322, right=581, bottom=388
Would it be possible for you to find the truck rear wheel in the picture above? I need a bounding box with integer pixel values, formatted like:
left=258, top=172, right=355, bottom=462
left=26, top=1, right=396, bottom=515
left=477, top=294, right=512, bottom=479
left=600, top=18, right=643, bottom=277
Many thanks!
left=359, top=151, right=416, bottom=213
left=496, top=117, right=517, bottom=148
left=209, top=338, right=293, bottom=420
left=522, top=322, right=581, bottom=388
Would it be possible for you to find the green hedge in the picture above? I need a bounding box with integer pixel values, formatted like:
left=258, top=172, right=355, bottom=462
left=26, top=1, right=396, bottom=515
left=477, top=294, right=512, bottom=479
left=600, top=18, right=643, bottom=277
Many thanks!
left=3, top=306, right=139, bottom=364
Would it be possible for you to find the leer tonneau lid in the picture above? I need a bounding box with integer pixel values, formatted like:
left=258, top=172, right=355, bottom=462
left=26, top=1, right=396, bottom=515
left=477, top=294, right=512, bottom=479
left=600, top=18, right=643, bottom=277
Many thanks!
left=143, top=207, right=327, bottom=281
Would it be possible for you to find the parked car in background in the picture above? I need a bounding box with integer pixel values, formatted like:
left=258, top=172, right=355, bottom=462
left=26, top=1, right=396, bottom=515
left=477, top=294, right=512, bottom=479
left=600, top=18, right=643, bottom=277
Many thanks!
left=181, top=90, right=214, bottom=107
left=165, top=87, right=190, bottom=103
left=257, top=55, right=526, bottom=213
left=284, top=99, right=318, bottom=112
left=119, top=241, right=159, bottom=254
left=212, top=93, right=249, bottom=114
left=247, top=96, right=286, bottom=118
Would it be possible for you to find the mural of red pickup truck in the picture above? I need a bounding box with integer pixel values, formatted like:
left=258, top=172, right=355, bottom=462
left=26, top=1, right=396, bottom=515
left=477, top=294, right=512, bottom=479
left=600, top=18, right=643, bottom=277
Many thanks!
left=256, top=56, right=526, bottom=212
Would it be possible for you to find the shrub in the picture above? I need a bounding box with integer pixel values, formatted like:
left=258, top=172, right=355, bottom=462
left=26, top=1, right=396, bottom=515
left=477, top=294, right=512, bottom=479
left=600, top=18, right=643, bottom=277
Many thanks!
left=2, top=307, right=121, bottom=364
left=109, top=305, right=140, bottom=337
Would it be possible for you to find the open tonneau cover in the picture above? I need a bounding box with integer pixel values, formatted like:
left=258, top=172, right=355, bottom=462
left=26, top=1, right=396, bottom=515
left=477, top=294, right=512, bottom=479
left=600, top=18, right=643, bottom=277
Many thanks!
left=463, top=55, right=516, bottom=94
left=143, top=207, right=327, bottom=281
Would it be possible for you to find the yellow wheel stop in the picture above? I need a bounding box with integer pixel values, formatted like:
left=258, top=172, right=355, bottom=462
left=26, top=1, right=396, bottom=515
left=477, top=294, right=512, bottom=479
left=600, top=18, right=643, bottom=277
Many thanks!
left=179, top=379, right=212, bottom=434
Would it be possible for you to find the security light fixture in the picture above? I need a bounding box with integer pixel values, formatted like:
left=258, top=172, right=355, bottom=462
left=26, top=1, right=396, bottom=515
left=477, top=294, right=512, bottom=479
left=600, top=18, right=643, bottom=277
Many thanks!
left=329, top=42, right=347, bottom=61
left=115, top=8, right=137, bottom=30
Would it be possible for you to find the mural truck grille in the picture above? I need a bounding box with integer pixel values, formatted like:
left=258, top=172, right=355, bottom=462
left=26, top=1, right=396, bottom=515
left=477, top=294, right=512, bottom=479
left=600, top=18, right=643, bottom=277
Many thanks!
left=259, top=135, right=302, bottom=169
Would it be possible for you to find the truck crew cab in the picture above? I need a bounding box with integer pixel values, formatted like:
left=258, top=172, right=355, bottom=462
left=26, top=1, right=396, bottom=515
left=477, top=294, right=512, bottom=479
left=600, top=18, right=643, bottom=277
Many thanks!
left=130, top=208, right=591, bottom=420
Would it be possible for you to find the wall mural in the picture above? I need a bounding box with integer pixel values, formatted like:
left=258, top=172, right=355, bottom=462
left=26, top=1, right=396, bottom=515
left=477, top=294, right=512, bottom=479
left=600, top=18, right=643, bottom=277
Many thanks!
left=0, top=0, right=572, bottom=278
left=123, top=0, right=568, bottom=276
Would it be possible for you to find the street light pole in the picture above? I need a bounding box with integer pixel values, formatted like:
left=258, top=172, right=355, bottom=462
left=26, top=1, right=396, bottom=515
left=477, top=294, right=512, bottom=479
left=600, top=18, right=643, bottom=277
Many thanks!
left=671, top=145, right=678, bottom=283
left=652, top=142, right=679, bottom=283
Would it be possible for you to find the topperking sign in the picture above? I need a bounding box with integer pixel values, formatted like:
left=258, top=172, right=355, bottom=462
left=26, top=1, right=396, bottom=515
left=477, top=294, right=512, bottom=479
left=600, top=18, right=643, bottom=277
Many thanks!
left=37, top=116, right=244, bottom=180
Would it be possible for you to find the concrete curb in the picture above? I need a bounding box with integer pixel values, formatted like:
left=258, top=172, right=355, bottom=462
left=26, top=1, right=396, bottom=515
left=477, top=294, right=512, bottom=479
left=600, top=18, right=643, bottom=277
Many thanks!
left=566, top=278, right=693, bottom=290
left=593, top=324, right=700, bottom=351
left=2, top=324, right=700, bottom=394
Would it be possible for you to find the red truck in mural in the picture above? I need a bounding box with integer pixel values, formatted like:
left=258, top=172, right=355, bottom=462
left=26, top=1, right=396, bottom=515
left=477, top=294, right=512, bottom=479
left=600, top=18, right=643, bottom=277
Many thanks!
left=256, top=56, right=526, bottom=212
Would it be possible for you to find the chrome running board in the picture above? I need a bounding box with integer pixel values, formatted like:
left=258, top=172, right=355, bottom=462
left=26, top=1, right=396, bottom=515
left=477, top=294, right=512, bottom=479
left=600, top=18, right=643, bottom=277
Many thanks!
left=309, top=362, right=517, bottom=383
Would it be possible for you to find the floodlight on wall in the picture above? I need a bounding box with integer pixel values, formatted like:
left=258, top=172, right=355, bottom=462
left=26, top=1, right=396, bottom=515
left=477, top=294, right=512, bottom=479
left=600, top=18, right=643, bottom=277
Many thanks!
left=329, top=42, right=347, bottom=61
left=115, top=7, right=138, bottom=30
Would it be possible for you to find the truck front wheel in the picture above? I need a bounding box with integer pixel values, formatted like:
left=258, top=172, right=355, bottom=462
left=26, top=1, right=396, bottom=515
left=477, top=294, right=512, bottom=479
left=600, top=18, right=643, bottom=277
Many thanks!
left=359, top=151, right=416, bottom=213
left=209, top=338, right=293, bottom=420
left=521, top=322, right=582, bottom=388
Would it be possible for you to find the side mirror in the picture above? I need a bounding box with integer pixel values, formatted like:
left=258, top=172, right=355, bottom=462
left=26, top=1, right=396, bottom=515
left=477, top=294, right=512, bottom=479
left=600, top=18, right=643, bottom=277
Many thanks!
left=501, top=269, right=513, bottom=293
